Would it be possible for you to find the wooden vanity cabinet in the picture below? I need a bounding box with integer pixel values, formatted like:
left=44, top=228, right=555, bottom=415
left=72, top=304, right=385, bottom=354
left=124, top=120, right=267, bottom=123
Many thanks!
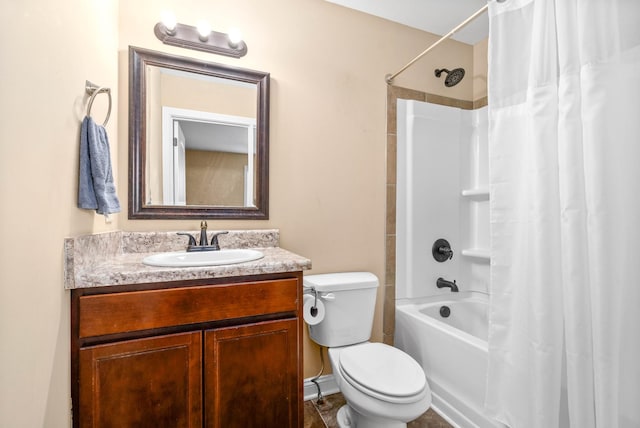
left=71, top=273, right=303, bottom=428
left=205, top=318, right=298, bottom=427
left=78, top=331, right=203, bottom=427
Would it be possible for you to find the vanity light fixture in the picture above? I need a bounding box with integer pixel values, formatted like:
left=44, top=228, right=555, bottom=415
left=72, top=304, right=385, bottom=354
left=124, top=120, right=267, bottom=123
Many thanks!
left=154, top=14, right=247, bottom=58
left=227, top=28, right=243, bottom=48
left=196, top=20, right=211, bottom=42
left=160, top=11, right=177, bottom=35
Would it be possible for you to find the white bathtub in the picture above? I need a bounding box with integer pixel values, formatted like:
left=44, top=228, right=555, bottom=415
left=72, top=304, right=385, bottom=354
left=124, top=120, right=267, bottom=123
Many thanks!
left=395, top=292, right=506, bottom=428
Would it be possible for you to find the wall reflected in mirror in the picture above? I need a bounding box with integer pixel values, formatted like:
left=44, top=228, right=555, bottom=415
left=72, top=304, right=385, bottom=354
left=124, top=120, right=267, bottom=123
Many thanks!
left=145, top=66, right=257, bottom=207
left=129, top=46, right=269, bottom=219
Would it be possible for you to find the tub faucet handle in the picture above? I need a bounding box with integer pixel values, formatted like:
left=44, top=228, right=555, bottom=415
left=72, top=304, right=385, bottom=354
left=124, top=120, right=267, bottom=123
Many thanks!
left=439, top=246, right=453, bottom=260
left=432, top=238, right=453, bottom=262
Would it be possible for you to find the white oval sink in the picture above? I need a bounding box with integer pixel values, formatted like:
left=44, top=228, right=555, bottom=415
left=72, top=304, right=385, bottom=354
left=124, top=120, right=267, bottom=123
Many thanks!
left=143, top=249, right=264, bottom=267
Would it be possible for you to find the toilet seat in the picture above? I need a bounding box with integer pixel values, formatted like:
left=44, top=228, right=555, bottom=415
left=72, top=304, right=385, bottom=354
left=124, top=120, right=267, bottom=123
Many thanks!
left=338, top=343, right=427, bottom=404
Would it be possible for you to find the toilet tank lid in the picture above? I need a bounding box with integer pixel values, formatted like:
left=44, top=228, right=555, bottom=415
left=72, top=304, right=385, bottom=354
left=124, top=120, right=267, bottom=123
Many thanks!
left=303, top=272, right=379, bottom=292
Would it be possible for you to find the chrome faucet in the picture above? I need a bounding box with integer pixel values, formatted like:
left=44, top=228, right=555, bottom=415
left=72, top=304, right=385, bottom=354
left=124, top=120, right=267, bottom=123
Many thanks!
left=177, top=221, right=229, bottom=252
left=436, top=277, right=459, bottom=292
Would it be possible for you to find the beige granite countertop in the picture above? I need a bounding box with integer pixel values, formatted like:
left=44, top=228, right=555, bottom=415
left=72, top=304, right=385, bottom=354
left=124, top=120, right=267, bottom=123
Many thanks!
left=64, top=229, right=311, bottom=289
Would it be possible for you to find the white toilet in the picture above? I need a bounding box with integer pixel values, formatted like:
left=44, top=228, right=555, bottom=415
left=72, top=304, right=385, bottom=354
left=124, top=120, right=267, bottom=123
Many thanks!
left=304, top=272, right=431, bottom=428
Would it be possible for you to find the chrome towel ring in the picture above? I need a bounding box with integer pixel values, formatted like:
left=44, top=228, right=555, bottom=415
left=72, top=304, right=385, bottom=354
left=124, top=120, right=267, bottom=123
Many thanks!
left=85, top=80, right=112, bottom=126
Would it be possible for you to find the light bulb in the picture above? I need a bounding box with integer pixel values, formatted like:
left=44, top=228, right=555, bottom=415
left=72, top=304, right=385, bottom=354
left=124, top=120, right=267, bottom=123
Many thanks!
left=160, top=11, right=177, bottom=35
left=196, top=20, right=211, bottom=41
left=228, top=28, right=243, bottom=48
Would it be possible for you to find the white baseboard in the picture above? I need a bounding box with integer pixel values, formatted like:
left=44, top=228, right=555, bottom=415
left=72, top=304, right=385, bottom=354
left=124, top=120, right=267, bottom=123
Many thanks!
left=303, top=374, right=339, bottom=401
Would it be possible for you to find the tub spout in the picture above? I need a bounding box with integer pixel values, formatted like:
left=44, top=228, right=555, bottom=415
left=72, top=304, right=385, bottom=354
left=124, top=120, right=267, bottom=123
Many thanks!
left=437, top=277, right=459, bottom=292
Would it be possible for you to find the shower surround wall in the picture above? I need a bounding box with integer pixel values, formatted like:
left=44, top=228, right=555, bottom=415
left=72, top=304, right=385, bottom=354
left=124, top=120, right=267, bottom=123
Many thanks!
left=383, top=86, right=486, bottom=345
left=396, top=99, right=489, bottom=300
left=394, top=99, right=492, bottom=427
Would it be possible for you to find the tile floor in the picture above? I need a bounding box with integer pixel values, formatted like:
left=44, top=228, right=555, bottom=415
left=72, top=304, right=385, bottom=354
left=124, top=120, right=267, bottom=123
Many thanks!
left=304, top=393, right=453, bottom=428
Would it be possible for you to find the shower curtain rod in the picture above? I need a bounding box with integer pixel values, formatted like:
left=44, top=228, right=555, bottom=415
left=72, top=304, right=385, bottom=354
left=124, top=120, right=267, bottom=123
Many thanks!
left=385, top=3, right=488, bottom=84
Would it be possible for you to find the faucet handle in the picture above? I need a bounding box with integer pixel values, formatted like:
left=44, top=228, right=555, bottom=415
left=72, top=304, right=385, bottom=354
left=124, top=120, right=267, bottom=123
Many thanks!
left=177, top=232, right=197, bottom=247
left=439, top=246, right=453, bottom=260
left=209, top=231, right=229, bottom=250
left=432, top=238, right=454, bottom=262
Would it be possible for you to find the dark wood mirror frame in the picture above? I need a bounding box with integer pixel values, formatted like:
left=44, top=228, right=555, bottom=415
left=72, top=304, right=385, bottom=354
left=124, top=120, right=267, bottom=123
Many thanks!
left=128, top=46, right=270, bottom=219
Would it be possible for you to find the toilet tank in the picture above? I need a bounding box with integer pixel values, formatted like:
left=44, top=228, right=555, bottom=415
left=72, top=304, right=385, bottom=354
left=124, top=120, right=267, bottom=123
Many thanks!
left=303, top=272, right=379, bottom=347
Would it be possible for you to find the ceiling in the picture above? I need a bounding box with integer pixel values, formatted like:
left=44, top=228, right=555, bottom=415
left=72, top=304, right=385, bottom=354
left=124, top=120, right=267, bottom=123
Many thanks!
left=179, top=120, right=250, bottom=154
left=324, top=0, right=489, bottom=45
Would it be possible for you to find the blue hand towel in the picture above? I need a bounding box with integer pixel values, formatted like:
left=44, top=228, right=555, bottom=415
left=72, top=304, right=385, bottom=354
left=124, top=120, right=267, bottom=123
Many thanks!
left=78, top=116, right=121, bottom=216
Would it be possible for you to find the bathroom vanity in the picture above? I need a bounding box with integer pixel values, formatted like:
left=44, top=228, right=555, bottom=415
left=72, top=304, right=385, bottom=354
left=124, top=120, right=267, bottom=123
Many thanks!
left=65, top=230, right=311, bottom=428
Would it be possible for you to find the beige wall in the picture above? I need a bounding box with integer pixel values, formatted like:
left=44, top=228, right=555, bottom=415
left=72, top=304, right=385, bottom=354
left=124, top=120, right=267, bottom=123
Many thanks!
left=473, top=38, right=489, bottom=102
left=0, top=0, right=476, bottom=425
left=118, top=0, right=475, bottom=382
left=0, top=1, right=119, bottom=426
left=185, top=150, right=246, bottom=206
left=161, top=73, right=256, bottom=117
left=147, top=65, right=164, bottom=204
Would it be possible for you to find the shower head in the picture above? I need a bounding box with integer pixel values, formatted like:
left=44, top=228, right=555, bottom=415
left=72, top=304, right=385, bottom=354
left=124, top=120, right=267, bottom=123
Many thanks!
left=434, top=67, right=465, bottom=87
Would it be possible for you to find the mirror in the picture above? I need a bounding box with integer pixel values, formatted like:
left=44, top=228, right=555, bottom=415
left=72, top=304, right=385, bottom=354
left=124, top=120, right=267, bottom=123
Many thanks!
left=128, top=46, right=270, bottom=219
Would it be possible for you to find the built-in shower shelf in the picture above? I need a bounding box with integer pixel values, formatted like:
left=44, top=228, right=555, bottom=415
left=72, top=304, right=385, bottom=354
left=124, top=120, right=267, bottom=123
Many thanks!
left=461, top=248, right=490, bottom=260
left=461, top=188, right=490, bottom=199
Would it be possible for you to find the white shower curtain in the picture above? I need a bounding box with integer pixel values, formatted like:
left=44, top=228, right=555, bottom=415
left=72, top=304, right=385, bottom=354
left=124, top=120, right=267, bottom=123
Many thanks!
left=486, top=1, right=640, bottom=427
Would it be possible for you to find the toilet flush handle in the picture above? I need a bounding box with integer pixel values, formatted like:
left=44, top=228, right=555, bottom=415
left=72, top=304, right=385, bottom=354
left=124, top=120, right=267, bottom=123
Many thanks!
left=320, top=293, right=336, bottom=300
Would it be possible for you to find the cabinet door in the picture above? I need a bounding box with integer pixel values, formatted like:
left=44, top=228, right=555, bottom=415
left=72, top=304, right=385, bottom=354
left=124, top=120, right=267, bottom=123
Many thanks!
left=79, top=331, right=202, bottom=428
left=205, top=318, right=300, bottom=428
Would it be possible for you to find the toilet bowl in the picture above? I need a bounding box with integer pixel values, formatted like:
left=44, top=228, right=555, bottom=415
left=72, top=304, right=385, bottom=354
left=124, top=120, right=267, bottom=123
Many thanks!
left=304, top=272, right=431, bottom=428
left=329, top=343, right=431, bottom=428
